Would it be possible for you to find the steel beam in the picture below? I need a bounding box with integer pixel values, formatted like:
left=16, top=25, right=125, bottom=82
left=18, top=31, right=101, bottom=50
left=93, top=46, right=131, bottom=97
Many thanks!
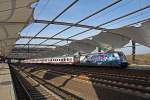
left=38, top=0, right=122, bottom=45
left=53, top=5, right=150, bottom=45
left=24, top=0, right=79, bottom=47
left=20, top=36, right=76, bottom=41
left=34, top=20, right=104, bottom=30
left=16, top=43, right=59, bottom=47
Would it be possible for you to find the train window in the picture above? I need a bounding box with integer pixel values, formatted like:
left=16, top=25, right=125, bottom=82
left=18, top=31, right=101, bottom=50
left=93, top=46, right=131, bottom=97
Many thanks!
left=118, top=52, right=127, bottom=60
left=114, top=53, right=120, bottom=59
left=67, top=58, right=69, bottom=61
left=70, top=58, right=72, bottom=61
left=64, top=58, right=66, bottom=61
left=61, top=59, right=63, bottom=61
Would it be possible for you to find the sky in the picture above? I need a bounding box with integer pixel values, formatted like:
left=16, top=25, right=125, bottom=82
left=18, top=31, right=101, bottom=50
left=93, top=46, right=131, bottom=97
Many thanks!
left=16, top=0, right=150, bottom=55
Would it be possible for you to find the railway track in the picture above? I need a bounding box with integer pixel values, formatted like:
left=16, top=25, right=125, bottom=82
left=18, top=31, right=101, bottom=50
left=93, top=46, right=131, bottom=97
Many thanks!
left=48, top=67, right=150, bottom=96
left=20, top=64, right=150, bottom=99
left=62, top=69, right=150, bottom=87
left=11, top=64, right=150, bottom=99
left=43, top=69, right=150, bottom=96
left=10, top=67, right=33, bottom=100
left=10, top=65, right=83, bottom=100
left=10, top=67, right=61, bottom=100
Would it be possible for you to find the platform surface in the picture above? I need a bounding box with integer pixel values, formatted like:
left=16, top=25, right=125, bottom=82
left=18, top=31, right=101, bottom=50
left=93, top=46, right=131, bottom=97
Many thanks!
left=0, top=63, right=16, bottom=100
left=128, top=64, right=150, bottom=70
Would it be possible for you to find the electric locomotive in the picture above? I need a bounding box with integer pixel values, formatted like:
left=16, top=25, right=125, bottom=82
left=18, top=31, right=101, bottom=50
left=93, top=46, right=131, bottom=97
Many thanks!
left=80, top=51, right=128, bottom=67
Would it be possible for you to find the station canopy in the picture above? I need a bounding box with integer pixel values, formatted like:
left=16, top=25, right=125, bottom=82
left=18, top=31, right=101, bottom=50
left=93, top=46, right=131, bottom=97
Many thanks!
left=109, top=20, right=150, bottom=47
left=2, top=0, right=150, bottom=58
left=0, top=0, right=37, bottom=56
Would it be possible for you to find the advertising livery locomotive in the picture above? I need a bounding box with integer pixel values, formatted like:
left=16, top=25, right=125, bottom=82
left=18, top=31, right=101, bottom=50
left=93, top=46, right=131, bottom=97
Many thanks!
left=80, top=51, right=128, bottom=67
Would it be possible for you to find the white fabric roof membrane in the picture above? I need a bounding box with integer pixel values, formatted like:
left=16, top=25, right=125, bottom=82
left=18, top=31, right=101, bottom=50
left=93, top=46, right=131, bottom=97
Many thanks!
left=0, top=0, right=37, bottom=56
left=92, top=31, right=130, bottom=48
left=109, top=20, right=150, bottom=47
left=53, top=39, right=112, bottom=56
left=67, top=39, right=104, bottom=53
left=54, top=20, right=150, bottom=56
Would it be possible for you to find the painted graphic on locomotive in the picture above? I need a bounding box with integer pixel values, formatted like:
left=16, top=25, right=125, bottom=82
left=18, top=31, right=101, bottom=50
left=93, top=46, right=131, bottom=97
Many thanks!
left=81, top=52, right=128, bottom=67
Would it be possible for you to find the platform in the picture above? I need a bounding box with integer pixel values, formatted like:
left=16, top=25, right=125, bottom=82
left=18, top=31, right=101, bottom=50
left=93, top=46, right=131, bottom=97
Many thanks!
left=0, top=63, right=16, bottom=100
left=128, top=64, right=150, bottom=70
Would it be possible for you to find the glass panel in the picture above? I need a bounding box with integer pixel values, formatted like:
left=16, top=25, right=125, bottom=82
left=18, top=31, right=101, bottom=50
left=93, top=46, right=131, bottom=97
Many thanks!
left=21, top=23, right=46, bottom=36
left=29, top=39, right=47, bottom=44
left=37, top=24, right=68, bottom=37
left=34, top=0, right=73, bottom=20
left=16, top=38, right=30, bottom=44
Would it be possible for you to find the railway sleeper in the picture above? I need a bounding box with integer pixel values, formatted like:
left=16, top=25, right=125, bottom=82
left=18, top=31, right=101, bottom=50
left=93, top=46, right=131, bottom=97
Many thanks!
left=12, top=68, right=61, bottom=100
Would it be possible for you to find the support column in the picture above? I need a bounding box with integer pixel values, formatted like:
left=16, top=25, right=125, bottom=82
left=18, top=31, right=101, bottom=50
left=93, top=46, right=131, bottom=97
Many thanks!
left=28, top=44, right=30, bottom=59
left=132, top=41, right=136, bottom=64
left=0, top=56, right=5, bottom=63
